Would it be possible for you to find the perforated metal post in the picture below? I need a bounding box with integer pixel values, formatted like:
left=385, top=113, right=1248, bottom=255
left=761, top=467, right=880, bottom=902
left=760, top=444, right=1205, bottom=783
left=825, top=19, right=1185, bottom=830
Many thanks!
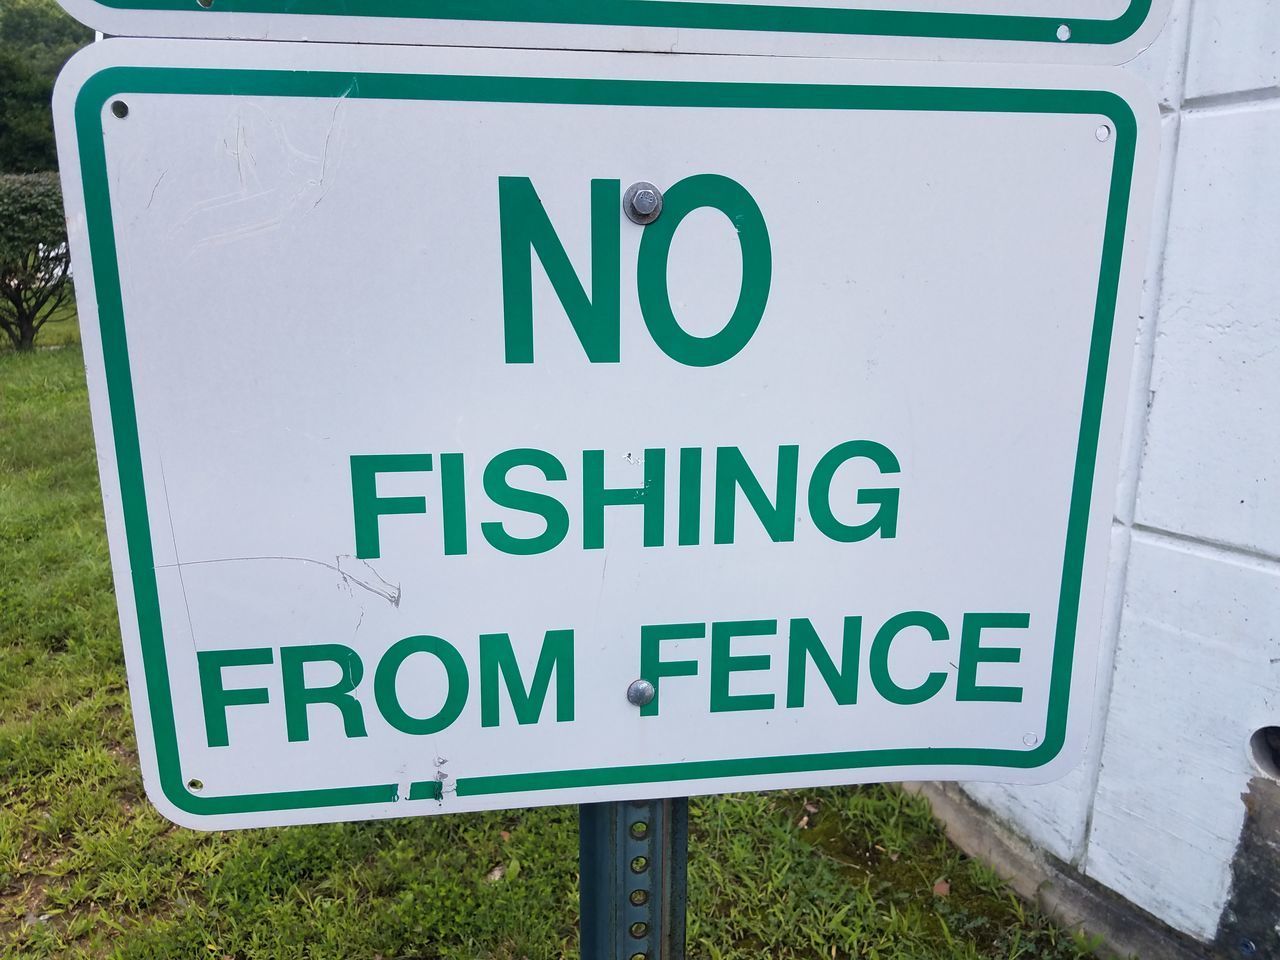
left=579, top=798, right=688, bottom=960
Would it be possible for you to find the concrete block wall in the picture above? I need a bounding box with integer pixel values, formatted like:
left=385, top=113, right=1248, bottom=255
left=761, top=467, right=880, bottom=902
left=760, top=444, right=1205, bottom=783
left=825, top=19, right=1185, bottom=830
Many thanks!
left=962, top=0, right=1280, bottom=947
left=958, top=0, right=1280, bottom=945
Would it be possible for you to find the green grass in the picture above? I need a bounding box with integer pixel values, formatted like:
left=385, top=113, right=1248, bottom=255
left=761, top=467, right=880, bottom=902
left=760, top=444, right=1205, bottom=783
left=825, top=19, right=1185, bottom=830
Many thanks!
left=0, top=317, right=1107, bottom=960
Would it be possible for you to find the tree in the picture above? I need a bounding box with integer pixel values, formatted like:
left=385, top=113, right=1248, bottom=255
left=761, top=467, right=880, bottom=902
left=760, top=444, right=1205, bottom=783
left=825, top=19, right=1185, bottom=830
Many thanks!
left=0, top=172, right=71, bottom=350
left=0, top=50, right=58, bottom=173
left=0, top=0, right=92, bottom=173
left=0, top=0, right=92, bottom=81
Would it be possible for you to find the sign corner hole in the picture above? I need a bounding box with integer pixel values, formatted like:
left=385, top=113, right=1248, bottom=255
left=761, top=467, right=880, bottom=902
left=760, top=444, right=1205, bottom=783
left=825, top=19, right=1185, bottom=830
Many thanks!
left=110, top=100, right=128, bottom=119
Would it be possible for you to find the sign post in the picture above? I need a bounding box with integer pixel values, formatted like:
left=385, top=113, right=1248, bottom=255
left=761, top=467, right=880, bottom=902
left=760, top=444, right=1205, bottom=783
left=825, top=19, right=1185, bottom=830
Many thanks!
left=581, top=675, right=687, bottom=959
left=581, top=798, right=689, bottom=960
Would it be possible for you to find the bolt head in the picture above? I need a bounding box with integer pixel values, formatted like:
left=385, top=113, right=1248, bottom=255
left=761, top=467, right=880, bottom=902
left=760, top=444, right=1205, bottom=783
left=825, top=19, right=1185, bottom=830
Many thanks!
left=627, top=679, right=656, bottom=707
left=632, top=189, right=658, bottom=215
left=623, top=182, right=663, bottom=225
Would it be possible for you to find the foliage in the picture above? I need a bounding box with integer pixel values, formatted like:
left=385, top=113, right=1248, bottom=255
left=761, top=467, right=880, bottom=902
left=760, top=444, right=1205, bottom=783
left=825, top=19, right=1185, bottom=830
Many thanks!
left=1, top=0, right=94, bottom=81
left=0, top=49, right=58, bottom=173
left=0, top=0, right=93, bottom=173
left=0, top=172, right=72, bottom=350
left=0, top=334, right=1108, bottom=958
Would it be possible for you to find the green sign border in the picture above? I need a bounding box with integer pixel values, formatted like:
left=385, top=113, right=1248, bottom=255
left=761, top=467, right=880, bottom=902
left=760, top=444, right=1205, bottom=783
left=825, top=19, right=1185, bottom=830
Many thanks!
left=88, top=0, right=1154, bottom=46
left=75, top=67, right=1136, bottom=818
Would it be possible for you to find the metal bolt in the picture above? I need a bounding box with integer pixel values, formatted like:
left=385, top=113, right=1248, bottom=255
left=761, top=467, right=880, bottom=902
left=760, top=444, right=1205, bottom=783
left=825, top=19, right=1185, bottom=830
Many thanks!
left=624, top=182, right=663, bottom=225
left=627, top=679, right=655, bottom=707
left=632, top=189, right=658, bottom=215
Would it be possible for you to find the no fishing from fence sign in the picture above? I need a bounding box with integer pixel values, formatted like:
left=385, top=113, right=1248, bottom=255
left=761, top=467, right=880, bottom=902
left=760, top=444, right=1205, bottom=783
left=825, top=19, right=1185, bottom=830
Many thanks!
left=54, top=40, right=1156, bottom=829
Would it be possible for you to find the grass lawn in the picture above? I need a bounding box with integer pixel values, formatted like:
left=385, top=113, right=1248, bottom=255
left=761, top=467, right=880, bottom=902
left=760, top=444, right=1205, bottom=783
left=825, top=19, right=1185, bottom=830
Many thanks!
left=0, top=319, right=1108, bottom=960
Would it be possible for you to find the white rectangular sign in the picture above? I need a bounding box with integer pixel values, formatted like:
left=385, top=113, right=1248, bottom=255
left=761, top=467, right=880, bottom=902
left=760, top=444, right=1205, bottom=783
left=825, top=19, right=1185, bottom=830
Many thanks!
left=55, top=0, right=1171, bottom=64
left=56, top=39, right=1156, bottom=829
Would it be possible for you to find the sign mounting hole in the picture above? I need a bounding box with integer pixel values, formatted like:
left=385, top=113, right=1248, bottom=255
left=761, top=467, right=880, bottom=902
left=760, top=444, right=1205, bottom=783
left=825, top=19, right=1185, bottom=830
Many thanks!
left=1096, top=123, right=1113, bottom=142
left=1249, top=727, right=1280, bottom=780
left=110, top=100, right=129, bottom=119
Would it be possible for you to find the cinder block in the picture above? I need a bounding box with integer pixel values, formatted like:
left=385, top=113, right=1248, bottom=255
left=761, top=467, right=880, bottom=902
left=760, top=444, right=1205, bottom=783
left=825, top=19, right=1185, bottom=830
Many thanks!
left=1084, top=535, right=1280, bottom=939
left=960, top=767, right=1092, bottom=865
left=1134, top=101, right=1280, bottom=556
left=1114, top=111, right=1179, bottom=525
left=1123, top=0, right=1190, bottom=108
left=1185, top=2, right=1280, bottom=100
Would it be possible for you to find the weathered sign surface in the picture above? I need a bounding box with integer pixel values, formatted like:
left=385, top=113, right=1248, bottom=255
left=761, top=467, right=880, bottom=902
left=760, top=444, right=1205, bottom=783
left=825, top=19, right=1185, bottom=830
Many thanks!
left=55, top=39, right=1156, bottom=829
left=54, top=0, right=1171, bottom=63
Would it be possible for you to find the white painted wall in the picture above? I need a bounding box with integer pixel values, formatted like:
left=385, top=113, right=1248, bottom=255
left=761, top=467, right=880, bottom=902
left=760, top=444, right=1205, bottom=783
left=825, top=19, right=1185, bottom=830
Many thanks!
left=959, top=0, right=1280, bottom=942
